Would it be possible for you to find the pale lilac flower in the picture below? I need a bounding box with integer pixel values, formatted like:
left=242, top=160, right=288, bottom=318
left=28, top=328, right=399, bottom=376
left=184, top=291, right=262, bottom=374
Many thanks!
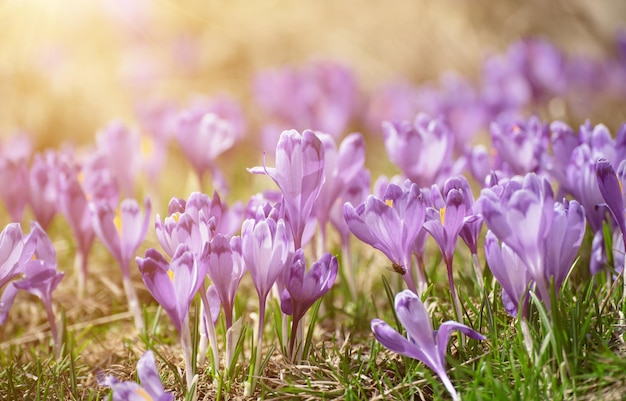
left=137, top=245, right=208, bottom=333
left=95, top=121, right=142, bottom=197
left=206, top=234, right=245, bottom=329
left=371, top=290, right=485, bottom=401
left=249, top=129, right=325, bottom=249
left=484, top=230, right=531, bottom=317
left=91, top=197, right=152, bottom=331
left=0, top=223, right=64, bottom=355
left=382, top=113, right=453, bottom=187
left=91, top=198, right=152, bottom=278
left=176, top=100, right=242, bottom=192
left=424, top=177, right=477, bottom=319
left=596, top=158, right=626, bottom=269
left=137, top=244, right=209, bottom=388
left=155, top=192, right=242, bottom=258
left=480, top=174, right=585, bottom=310
left=365, top=80, right=420, bottom=134
left=344, top=181, right=427, bottom=293
left=241, top=207, right=293, bottom=394
left=28, top=151, right=61, bottom=229
left=57, top=158, right=96, bottom=294
left=281, top=250, right=338, bottom=358
left=254, top=60, right=359, bottom=138
left=0, top=223, right=36, bottom=291
left=314, top=133, right=365, bottom=252
left=489, top=116, right=549, bottom=176
left=0, top=156, right=29, bottom=222
left=99, top=350, right=174, bottom=401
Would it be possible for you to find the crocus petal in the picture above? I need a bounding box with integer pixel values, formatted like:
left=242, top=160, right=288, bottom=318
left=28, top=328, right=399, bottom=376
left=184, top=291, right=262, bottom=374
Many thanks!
left=371, top=318, right=437, bottom=372
left=596, top=158, right=626, bottom=240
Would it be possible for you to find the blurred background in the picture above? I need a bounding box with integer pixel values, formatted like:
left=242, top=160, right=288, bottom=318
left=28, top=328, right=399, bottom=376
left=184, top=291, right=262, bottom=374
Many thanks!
left=1, top=0, right=625, bottom=149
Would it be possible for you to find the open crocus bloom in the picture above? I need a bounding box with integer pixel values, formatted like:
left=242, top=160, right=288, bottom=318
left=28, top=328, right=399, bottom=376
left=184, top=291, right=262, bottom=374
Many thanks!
left=372, top=290, right=485, bottom=401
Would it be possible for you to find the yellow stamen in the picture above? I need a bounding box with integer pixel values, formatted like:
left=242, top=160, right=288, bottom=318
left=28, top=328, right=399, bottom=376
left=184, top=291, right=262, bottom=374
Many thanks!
left=141, top=136, right=154, bottom=157
left=618, top=173, right=623, bottom=193
left=167, top=269, right=174, bottom=281
left=172, top=212, right=180, bottom=223
left=77, top=171, right=85, bottom=184
left=385, top=199, right=393, bottom=208
left=114, top=208, right=122, bottom=235
left=439, top=207, right=446, bottom=225
left=512, top=124, right=521, bottom=134
left=135, top=388, right=153, bottom=401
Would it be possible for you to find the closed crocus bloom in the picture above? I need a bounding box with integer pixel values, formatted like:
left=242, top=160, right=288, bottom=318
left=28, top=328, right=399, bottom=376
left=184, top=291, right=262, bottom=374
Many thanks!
left=490, top=115, right=549, bottom=176
left=57, top=160, right=95, bottom=294
left=596, top=158, right=626, bottom=246
left=544, top=200, right=585, bottom=289
left=485, top=230, right=531, bottom=317
left=99, top=350, right=174, bottom=401
left=481, top=173, right=556, bottom=308
left=137, top=244, right=208, bottom=333
left=206, top=234, right=245, bottom=329
left=0, top=155, right=29, bottom=222
left=344, top=181, right=427, bottom=293
left=95, top=121, right=142, bottom=197
left=28, top=150, right=61, bottom=229
left=249, top=129, right=325, bottom=249
left=371, top=290, right=485, bottom=401
left=242, top=213, right=293, bottom=302
left=281, top=250, right=338, bottom=358
left=314, top=133, right=365, bottom=252
left=382, top=113, right=453, bottom=187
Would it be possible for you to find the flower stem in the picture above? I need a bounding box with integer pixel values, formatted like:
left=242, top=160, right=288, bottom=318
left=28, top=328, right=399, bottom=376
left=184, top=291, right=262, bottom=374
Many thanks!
left=121, top=275, right=144, bottom=332
left=199, top=288, right=220, bottom=375
left=180, top=319, right=195, bottom=392
left=246, top=298, right=266, bottom=396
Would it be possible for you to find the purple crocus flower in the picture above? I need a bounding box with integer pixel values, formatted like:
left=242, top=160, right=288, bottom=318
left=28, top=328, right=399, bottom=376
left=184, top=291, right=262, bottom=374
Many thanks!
left=95, top=121, right=142, bottom=197
left=280, top=250, right=338, bottom=359
left=28, top=150, right=61, bottom=229
left=0, top=223, right=36, bottom=291
left=424, top=177, right=477, bottom=319
left=0, top=155, right=29, bottom=223
left=91, top=197, right=151, bottom=331
left=91, top=197, right=152, bottom=276
left=481, top=173, right=585, bottom=311
left=314, top=133, right=365, bottom=253
left=99, top=350, right=174, bottom=401
left=484, top=230, right=531, bottom=317
left=254, top=60, right=359, bottom=138
left=0, top=223, right=64, bottom=355
left=57, top=159, right=96, bottom=296
left=344, top=181, right=427, bottom=293
left=176, top=105, right=239, bottom=193
left=249, top=129, right=325, bottom=249
left=137, top=244, right=209, bottom=388
left=241, top=206, right=293, bottom=394
left=382, top=113, right=453, bottom=187
left=371, top=290, right=485, bottom=401
left=596, top=158, right=626, bottom=241
left=489, top=116, right=549, bottom=176
left=155, top=191, right=242, bottom=258
left=206, top=234, right=245, bottom=329
left=137, top=244, right=208, bottom=333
